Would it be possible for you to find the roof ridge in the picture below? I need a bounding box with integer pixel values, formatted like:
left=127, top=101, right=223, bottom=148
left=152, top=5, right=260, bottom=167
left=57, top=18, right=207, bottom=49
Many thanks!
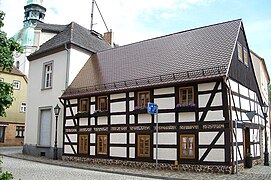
left=97, top=19, right=242, bottom=54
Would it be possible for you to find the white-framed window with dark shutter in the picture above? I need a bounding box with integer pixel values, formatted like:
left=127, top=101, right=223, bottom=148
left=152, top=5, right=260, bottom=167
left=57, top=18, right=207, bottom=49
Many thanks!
left=20, top=102, right=26, bottom=113
left=13, top=80, right=21, bottom=90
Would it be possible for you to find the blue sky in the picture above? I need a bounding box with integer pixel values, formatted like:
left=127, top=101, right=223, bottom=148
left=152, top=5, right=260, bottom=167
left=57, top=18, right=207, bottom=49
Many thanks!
left=1, top=0, right=271, bottom=74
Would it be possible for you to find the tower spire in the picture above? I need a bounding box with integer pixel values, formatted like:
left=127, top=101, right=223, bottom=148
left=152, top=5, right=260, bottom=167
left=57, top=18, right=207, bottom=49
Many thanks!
left=24, top=0, right=46, bottom=27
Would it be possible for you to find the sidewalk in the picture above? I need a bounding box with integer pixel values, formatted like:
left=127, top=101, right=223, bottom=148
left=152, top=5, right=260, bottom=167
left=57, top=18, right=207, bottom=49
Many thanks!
left=1, top=146, right=271, bottom=180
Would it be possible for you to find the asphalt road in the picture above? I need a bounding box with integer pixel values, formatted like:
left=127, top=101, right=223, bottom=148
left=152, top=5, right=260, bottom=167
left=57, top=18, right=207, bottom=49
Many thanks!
left=2, top=156, right=156, bottom=180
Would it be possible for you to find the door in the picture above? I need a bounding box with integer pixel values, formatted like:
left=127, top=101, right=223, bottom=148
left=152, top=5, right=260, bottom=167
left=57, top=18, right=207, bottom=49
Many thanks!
left=39, top=109, right=52, bottom=146
left=243, top=127, right=251, bottom=167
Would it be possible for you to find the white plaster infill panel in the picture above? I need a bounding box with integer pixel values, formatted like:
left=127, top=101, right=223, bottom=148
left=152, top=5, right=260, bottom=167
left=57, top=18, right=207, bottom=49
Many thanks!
left=153, top=148, right=177, bottom=160
left=129, top=133, right=135, bottom=144
left=157, top=113, right=175, bottom=123
left=179, top=112, right=195, bottom=122
left=228, top=79, right=239, bottom=93
left=111, top=101, right=126, bottom=113
left=199, top=149, right=225, bottom=162
left=79, top=118, right=88, bottom=126
left=90, top=105, right=95, bottom=114
left=110, top=133, right=127, bottom=144
left=90, top=146, right=95, bottom=155
left=129, top=115, right=135, bottom=124
left=97, top=116, right=107, bottom=125
left=65, top=134, right=77, bottom=143
left=198, top=82, right=219, bottom=92
left=129, top=101, right=134, bottom=112
left=154, top=87, right=174, bottom=95
left=90, top=118, right=95, bottom=126
left=199, top=110, right=224, bottom=121
left=129, top=147, right=135, bottom=158
left=111, top=115, right=126, bottom=125
left=66, top=106, right=77, bottom=116
left=198, top=93, right=222, bottom=108
left=138, top=114, right=151, bottom=124
left=199, top=132, right=224, bottom=145
left=110, top=93, right=126, bottom=100
left=110, top=147, right=127, bottom=157
left=154, top=97, right=175, bottom=109
left=90, top=133, right=96, bottom=143
left=64, top=144, right=77, bottom=154
left=153, top=132, right=176, bottom=145
left=65, top=119, right=74, bottom=127
left=239, top=83, right=249, bottom=98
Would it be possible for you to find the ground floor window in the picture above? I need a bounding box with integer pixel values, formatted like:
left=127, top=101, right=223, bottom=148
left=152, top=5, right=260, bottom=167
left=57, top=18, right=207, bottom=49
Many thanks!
left=0, top=126, right=5, bottom=143
left=16, top=126, right=24, bottom=138
left=97, top=135, right=107, bottom=155
left=78, top=134, right=88, bottom=154
left=137, top=134, right=151, bottom=157
left=180, top=134, right=195, bottom=159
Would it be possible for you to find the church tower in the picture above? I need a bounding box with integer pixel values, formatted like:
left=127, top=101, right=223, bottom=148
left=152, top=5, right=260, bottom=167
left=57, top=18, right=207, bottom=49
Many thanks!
left=13, top=0, right=46, bottom=76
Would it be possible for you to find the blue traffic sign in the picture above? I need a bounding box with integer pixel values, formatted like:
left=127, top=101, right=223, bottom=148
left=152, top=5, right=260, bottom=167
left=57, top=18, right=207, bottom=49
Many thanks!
left=147, top=103, right=158, bottom=114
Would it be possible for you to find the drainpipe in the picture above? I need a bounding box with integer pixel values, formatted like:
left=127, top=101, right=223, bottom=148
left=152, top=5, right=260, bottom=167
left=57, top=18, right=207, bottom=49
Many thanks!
left=224, top=77, right=235, bottom=174
left=64, top=44, right=70, bottom=89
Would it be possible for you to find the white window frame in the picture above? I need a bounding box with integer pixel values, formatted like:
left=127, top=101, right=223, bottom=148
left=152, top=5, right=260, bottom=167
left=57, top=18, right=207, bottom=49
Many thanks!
left=13, top=80, right=21, bottom=90
left=243, top=49, right=248, bottom=66
left=43, top=62, right=53, bottom=89
left=237, top=43, right=243, bottom=62
left=20, top=102, right=26, bottom=113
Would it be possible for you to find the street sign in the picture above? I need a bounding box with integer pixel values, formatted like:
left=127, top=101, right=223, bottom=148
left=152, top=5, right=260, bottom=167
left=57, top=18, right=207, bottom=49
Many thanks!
left=147, top=102, right=158, bottom=114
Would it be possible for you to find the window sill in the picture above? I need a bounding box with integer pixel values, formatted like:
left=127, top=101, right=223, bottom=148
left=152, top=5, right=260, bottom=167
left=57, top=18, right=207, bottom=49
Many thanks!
left=41, top=87, right=52, bottom=91
left=132, top=109, right=147, bottom=114
left=93, top=111, right=109, bottom=116
left=175, top=106, right=196, bottom=112
left=75, top=112, right=89, bottom=118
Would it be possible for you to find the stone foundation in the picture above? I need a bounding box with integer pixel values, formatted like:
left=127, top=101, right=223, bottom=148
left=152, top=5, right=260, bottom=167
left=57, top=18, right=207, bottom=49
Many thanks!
left=62, top=156, right=233, bottom=174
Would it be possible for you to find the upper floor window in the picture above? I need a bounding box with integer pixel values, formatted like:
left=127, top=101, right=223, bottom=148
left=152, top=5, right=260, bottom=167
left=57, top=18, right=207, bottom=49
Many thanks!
left=16, top=61, right=20, bottom=69
left=180, top=134, right=195, bottom=159
left=97, top=134, right=107, bottom=155
left=179, top=86, right=194, bottom=107
left=13, top=80, right=21, bottom=90
left=244, top=49, right=248, bottom=66
left=98, top=96, right=108, bottom=111
left=20, top=103, right=26, bottom=113
left=79, top=98, right=89, bottom=112
left=16, top=126, right=24, bottom=138
left=237, top=43, right=243, bottom=62
left=43, top=63, right=53, bottom=89
left=137, top=91, right=150, bottom=109
left=137, top=134, right=151, bottom=157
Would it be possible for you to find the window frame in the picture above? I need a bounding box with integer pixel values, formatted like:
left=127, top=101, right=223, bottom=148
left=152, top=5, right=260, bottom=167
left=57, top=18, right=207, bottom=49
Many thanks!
left=13, top=80, right=21, bottom=90
left=79, top=98, right=89, bottom=113
left=97, top=134, right=108, bottom=155
left=237, top=43, right=243, bottom=62
left=243, top=48, right=249, bottom=66
left=137, top=91, right=150, bottom=109
left=137, top=134, right=151, bottom=157
left=98, top=96, right=108, bottom=111
left=16, top=126, right=25, bottom=138
left=20, top=102, right=27, bottom=113
left=78, top=134, right=89, bottom=154
left=42, top=62, right=53, bottom=89
left=180, top=134, right=195, bottom=159
left=179, top=86, right=194, bottom=107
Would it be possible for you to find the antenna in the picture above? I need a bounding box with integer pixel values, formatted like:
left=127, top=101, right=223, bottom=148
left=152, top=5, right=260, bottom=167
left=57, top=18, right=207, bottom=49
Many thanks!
left=90, top=0, right=110, bottom=32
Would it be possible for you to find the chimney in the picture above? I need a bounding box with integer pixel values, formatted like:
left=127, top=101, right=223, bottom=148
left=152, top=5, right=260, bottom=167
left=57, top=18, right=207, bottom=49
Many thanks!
left=104, top=29, right=113, bottom=47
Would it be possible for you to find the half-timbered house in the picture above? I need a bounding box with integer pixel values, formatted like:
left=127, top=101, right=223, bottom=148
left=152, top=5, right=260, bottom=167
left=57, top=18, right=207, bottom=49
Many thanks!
left=60, top=19, right=270, bottom=173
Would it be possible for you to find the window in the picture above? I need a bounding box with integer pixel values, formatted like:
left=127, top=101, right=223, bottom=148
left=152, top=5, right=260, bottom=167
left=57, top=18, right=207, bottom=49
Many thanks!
left=0, top=126, right=5, bottom=143
left=180, top=134, right=195, bottom=159
left=78, top=134, right=88, bottom=154
left=43, top=63, right=53, bottom=89
left=137, top=135, right=151, bottom=157
left=179, top=86, right=194, bottom=107
left=20, top=103, right=26, bottom=113
left=137, top=91, right=150, bottom=109
left=237, top=43, right=243, bottom=61
left=13, top=80, right=21, bottom=90
left=0, top=78, right=3, bottom=82
left=244, top=49, right=248, bottom=66
left=98, top=96, right=108, bottom=111
left=97, top=135, right=107, bottom=155
left=16, top=126, right=24, bottom=138
left=79, top=98, right=89, bottom=112
left=16, top=61, right=20, bottom=69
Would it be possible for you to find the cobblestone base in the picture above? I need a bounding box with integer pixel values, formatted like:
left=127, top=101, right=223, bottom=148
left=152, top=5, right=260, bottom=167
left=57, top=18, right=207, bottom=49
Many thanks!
left=62, top=156, right=234, bottom=173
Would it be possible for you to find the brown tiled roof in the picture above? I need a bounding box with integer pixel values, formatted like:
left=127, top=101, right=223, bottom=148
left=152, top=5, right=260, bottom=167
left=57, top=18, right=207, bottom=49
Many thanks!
left=62, top=19, right=241, bottom=99
left=0, top=66, right=28, bottom=82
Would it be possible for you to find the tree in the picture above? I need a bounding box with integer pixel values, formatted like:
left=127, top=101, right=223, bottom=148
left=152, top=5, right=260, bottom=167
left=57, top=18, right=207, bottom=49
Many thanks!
left=0, top=11, right=23, bottom=117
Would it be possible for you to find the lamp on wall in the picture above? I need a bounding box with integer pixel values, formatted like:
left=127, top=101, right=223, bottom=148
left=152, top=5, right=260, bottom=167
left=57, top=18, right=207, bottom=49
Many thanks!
left=263, top=102, right=269, bottom=166
left=53, top=104, right=61, bottom=160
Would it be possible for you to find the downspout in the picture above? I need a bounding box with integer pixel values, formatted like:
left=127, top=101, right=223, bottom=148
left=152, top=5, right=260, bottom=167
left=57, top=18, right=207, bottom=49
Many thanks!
left=64, top=44, right=70, bottom=89
left=224, top=77, right=235, bottom=174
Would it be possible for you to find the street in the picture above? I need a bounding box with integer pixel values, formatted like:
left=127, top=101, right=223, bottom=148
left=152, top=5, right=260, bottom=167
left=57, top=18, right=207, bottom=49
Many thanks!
left=1, top=156, right=157, bottom=180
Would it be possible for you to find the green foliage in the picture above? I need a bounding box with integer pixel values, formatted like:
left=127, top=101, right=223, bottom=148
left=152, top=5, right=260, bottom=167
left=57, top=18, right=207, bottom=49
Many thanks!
left=0, top=158, right=13, bottom=180
left=0, top=10, right=23, bottom=117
